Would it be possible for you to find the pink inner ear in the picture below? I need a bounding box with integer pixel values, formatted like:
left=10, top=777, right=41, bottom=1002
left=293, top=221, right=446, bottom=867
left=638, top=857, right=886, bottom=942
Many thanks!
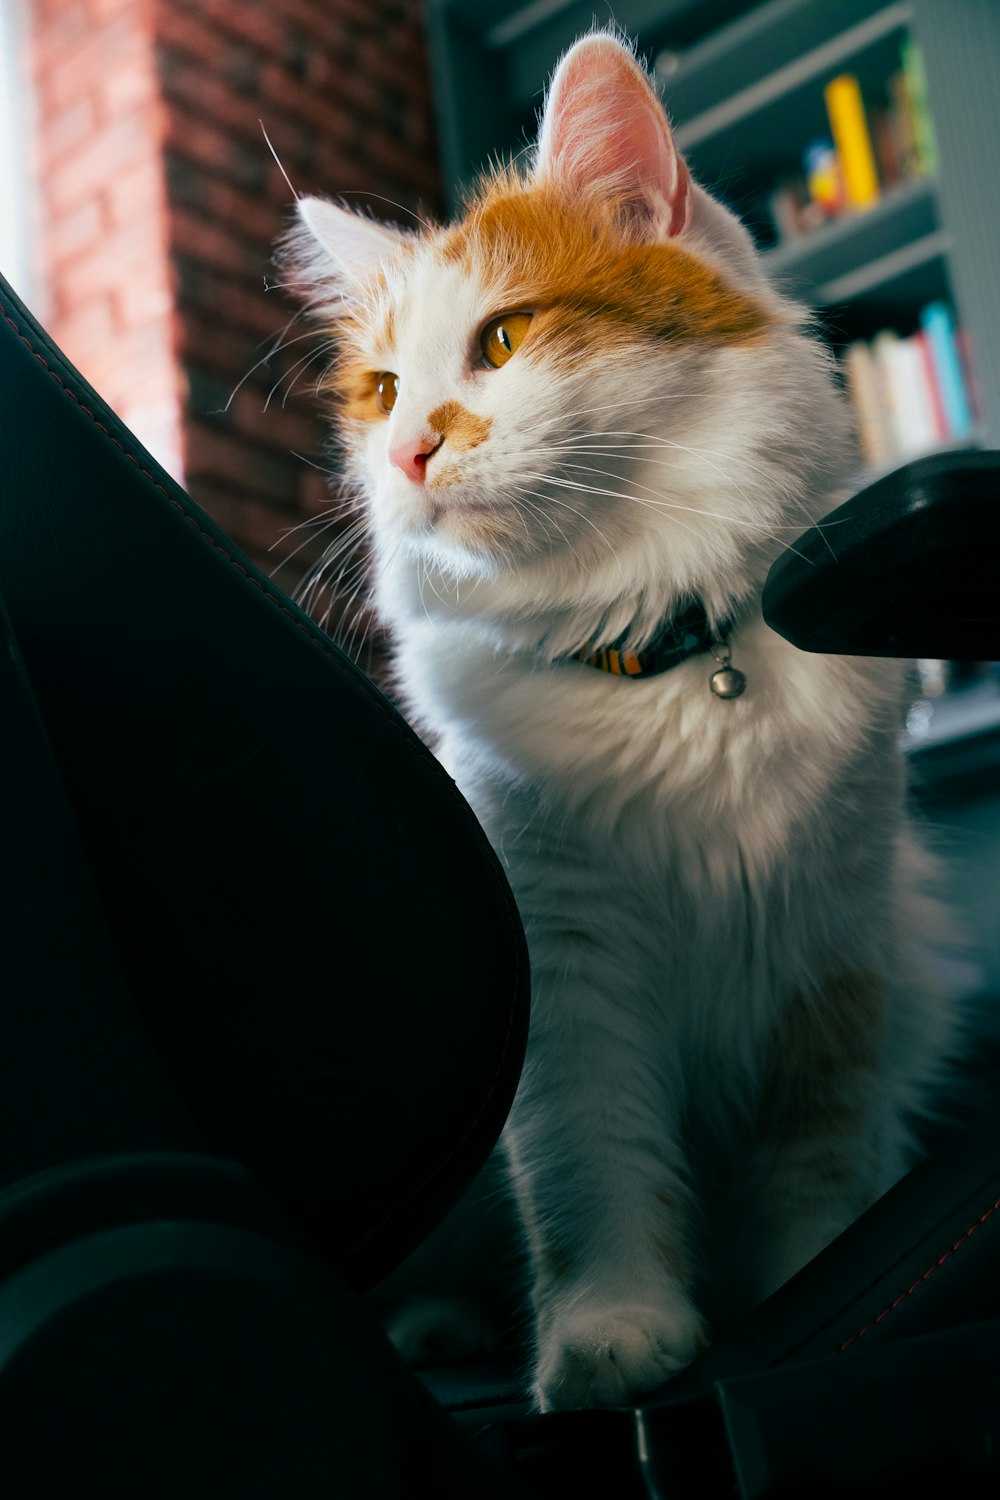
left=541, top=40, right=690, bottom=236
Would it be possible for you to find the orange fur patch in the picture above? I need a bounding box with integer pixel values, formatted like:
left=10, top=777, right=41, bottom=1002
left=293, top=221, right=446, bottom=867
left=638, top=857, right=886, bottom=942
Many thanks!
left=326, top=358, right=383, bottom=425
left=427, top=400, right=492, bottom=451
left=441, top=176, right=768, bottom=352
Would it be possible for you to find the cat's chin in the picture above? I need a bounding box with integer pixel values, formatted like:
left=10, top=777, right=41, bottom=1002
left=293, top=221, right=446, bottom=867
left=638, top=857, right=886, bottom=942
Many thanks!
left=412, top=493, right=552, bottom=570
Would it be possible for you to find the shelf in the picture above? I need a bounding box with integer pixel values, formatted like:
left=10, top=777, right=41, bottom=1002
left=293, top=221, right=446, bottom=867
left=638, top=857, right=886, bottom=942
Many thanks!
left=760, top=183, right=951, bottom=325
left=764, top=177, right=936, bottom=276
left=656, top=0, right=907, bottom=121
left=666, top=9, right=912, bottom=202
left=905, top=680, right=1000, bottom=799
left=908, top=689, right=1000, bottom=751
left=818, top=229, right=950, bottom=309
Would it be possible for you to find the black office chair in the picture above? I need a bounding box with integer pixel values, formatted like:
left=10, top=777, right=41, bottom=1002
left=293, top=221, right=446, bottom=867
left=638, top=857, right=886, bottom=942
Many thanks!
left=2, top=265, right=1000, bottom=1496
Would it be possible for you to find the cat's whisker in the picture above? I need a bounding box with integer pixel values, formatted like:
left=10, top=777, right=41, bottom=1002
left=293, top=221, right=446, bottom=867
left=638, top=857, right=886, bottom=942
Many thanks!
left=557, top=393, right=695, bottom=420
left=270, top=509, right=343, bottom=559
left=336, top=188, right=435, bottom=235
left=559, top=455, right=817, bottom=527
left=287, top=510, right=367, bottom=557
left=549, top=431, right=841, bottom=549
left=273, top=503, right=355, bottom=541
left=563, top=435, right=815, bottom=534
left=517, top=475, right=629, bottom=582
left=519, top=492, right=577, bottom=560
left=420, top=557, right=452, bottom=613
left=291, top=516, right=370, bottom=607
left=267, top=337, right=338, bottom=410
left=553, top=460, right=778, bottom=538
left=288, top=449, right=341, bottom=478
left=225, top=315, right=319, bottom=411
left=340, top=571, right=378, bottom=660
left=524, top=469, right=705, bottom=548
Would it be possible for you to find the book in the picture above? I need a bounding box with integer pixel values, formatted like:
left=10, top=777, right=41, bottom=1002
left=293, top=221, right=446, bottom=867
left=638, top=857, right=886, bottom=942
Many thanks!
left=914, top=329, right=949, bottom=443
left=871, top=330, right=939, bottom=461
left=920, top=301, right=973, bottom=440
left=823, top=73, right=880, bottom=210
left=766, top=177, right=808, bottom=242
left=870, top=103, right=903, bottom=190
left=956, top=326, right=983, bottom=427
left=887, top=69, right=923, bottom=180
left=804, top=139, right=843, bottom=216
left=900, top=36, right=939, bottom=177
left=842, top=342, right=893, bottom=469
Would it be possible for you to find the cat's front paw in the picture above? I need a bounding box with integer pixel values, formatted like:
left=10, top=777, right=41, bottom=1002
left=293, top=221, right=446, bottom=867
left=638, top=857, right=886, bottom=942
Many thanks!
left=534, top=1303, right=707, bottom=1411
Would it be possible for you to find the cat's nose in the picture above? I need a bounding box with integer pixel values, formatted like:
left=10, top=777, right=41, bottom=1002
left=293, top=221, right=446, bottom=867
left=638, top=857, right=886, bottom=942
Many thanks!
left=390, top=433, right=442, bottom=483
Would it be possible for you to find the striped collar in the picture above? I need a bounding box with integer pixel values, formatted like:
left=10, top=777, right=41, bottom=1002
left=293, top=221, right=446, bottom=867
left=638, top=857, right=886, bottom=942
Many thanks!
left=572, top=600, right=727, bottom=679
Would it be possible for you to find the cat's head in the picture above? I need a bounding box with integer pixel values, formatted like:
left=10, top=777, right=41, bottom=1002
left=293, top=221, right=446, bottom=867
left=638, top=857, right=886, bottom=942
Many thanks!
left=286, top=32, right=848, bottom=652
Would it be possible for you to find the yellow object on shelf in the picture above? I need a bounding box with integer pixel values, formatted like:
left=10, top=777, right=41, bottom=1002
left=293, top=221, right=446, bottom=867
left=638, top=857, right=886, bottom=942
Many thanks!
left=824, top=73, right=880, bottom=210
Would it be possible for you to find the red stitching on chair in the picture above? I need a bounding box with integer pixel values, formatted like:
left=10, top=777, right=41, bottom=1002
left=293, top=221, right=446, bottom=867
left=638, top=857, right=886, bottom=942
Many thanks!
left=1, top=295, right=526, bottom=1264
left=836, top=1191, right=1000, bottom=1353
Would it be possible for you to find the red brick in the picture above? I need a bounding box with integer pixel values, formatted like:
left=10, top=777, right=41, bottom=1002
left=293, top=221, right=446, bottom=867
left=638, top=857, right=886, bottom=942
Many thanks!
left=196, top=0, right=287, bottom=58
left=113, top=275, right=174, bottom=333
left=97, top=52, right=159, bottom=122
left=54, top=223, right=163, bottom=312
left=36, top=95, right=99, bottom=165
left=230, top=386, right=320, bottom=453
left=184, top=422, right=302, bottom=504
left=300, top=466, right=337, bottom=513
left=38, top=11, right=148, bottom=114
left=105, top=156, right=168, bottom=230
left=175, top=260, right=281, bottom=339
left=93, top=323, right=176, bottom=402
left=32, top=0, right=89, bottom=51
left=170, top=206, right=257, bottom=278
left=46, top=197, right=104, bottom=267
left=175, top=317, right=262, bottom=378
left=45, top=114, right=155, bottom=216
left=153, top=6, right=228, bottom=68
left=162, top=109, right=255, bottom=179
left=88, top=0, right=141, bottom=22
left=34, top=0, right=85, bottom=22
left=50, top=295, right=117, bottom=369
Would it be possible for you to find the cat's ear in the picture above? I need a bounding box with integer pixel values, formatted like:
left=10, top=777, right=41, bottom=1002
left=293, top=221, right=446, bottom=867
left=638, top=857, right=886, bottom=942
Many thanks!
left=284, top=197, right=408, bottom=300
left=534, top=34, right=690, bottom=237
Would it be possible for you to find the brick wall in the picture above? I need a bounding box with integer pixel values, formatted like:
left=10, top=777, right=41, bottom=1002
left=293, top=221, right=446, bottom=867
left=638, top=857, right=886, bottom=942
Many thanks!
left=28, top=0, right=441, bottom=611
left=29, top=0, right=184, bottom=480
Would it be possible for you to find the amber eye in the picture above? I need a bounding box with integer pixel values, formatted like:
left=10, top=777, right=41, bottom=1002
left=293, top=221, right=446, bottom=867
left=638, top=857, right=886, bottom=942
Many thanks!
left=480, top=312, right=532, bottom=368
left=376, top=372, right=399, bottom=413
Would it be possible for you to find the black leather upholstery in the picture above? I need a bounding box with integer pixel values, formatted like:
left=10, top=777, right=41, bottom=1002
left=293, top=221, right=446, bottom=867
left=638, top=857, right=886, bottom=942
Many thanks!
left=763, top=448, right=1000, bottom=659
left=0, top=271, right=529, bottom=1291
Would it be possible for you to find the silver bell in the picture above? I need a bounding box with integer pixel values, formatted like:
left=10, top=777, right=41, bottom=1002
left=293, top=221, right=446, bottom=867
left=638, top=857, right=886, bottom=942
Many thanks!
left=708, top=637, right=747, bottom=699
left=710, top=665, right=747, bottom=699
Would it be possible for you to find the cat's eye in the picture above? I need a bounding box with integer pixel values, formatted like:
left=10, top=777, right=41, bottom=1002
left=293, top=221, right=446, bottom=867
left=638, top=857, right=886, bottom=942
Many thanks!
left=376, top=373, right=399, bottom=413
left=480, top=313, right=532, bottom=368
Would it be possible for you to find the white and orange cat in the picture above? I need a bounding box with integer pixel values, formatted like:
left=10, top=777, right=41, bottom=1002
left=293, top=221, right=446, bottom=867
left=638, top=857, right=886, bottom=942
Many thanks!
left=286, top=33, right=954, bottom=1411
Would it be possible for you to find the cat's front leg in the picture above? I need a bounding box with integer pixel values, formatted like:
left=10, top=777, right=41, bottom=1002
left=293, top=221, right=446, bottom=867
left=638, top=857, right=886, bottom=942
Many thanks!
left=504, top=957, right=706, bottom=1411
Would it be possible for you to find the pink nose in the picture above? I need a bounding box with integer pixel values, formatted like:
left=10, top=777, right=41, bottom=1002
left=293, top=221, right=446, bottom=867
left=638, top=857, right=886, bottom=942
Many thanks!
left=389, top=434, right=441, bottom=483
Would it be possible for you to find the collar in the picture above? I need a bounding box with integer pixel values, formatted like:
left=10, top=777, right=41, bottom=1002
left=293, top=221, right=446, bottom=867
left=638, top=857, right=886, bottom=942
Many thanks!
left=572, top=600, right=728, bottom=679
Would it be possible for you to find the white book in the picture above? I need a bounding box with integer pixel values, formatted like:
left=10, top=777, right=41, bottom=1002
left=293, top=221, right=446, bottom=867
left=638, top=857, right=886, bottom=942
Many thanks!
left=871, top=330, right=939, bottom=460
left=842, top=341, right=893, bottom=469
